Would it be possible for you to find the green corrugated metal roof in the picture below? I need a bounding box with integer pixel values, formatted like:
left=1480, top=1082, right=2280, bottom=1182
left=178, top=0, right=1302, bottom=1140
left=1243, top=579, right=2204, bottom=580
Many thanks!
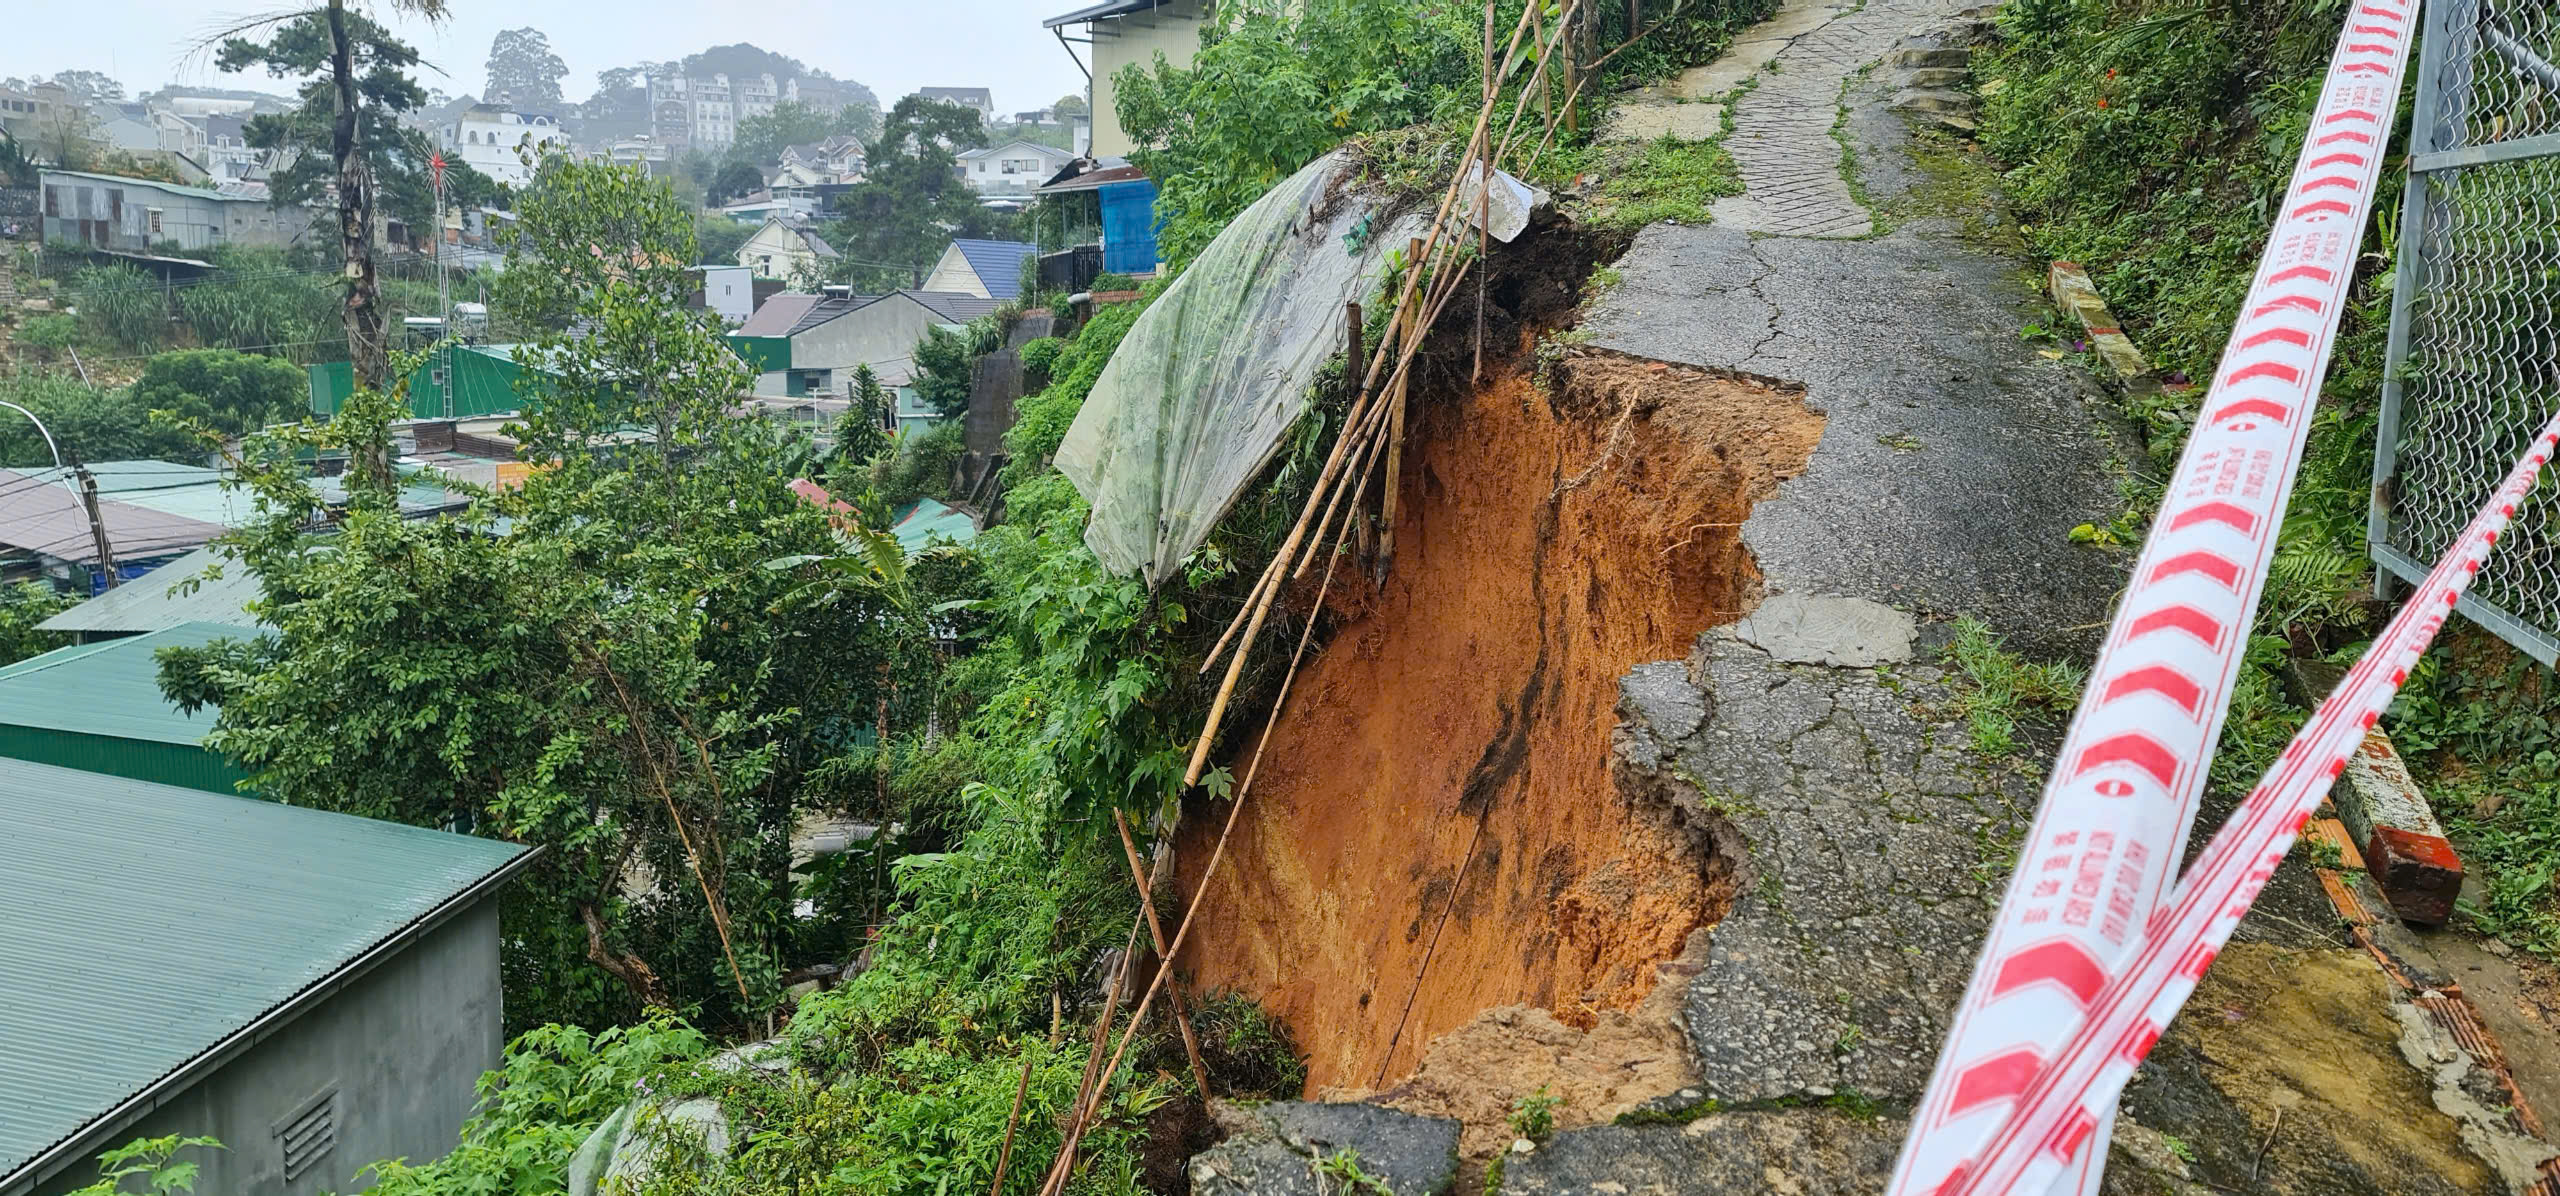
left=0, top=757, right=528, bottom=1182
left=37, top=546, right=263, bottom=636
left=0, top=622, right=242, bottom=746
left=892, top=498, right=977, bottom=554
left=0, top=623, right=257, bottom=794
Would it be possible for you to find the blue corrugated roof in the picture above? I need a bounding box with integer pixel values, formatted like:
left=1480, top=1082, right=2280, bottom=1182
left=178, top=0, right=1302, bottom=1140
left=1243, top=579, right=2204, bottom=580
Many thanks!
left=0, top=758, right=528, bottom=1182
left=952, top=239, right=1038, bottom=302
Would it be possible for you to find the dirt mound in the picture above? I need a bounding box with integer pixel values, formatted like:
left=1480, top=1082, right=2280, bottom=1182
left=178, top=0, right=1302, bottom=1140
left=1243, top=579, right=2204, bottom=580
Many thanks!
left=1337, top=926, right=1711, bottom=1171
left=1175, top=350, right=1823, bottom=1104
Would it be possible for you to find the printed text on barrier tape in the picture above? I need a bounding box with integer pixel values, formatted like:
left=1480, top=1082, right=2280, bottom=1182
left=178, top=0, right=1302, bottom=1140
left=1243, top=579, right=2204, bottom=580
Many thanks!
left=1951, top=412, right=2560, bottom=1195
left=1886, top=3, right=2422, bottom=1192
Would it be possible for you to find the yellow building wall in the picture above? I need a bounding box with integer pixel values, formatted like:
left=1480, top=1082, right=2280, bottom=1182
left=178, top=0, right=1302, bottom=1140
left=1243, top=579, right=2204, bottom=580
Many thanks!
left=1089, top=1, right=1210, bottom=158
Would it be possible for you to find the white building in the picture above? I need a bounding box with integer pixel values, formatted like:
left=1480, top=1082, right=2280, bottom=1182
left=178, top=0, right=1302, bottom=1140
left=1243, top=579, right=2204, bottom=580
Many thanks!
left=734, top=73, right=781, bottom=123
left=736, top=216, right=840, bottom=282
left=694, top=264, right=755, bottom=326
left=1043, top=0, right=1211, bottom=158
left=690, top=76, right=736, bottom=149
left=605, top=135, right=673, bottom=173
left=955, top=140, right=1076, bottom=198
left=198, top=114, right=262, bottom=182
left=443, top=104, right=564, bottom=188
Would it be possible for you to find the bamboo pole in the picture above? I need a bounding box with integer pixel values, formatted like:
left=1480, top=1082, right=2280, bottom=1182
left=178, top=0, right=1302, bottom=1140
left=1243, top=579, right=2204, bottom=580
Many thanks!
left=988, top=1049, right=1036, bottom=1196
left=1376, top=238, right=1424, bottom=576
left=1115, top=808, right=1213, bottom=1101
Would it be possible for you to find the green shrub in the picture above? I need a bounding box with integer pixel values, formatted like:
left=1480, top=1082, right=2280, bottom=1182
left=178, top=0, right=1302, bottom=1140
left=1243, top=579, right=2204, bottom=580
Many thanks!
left=1017, top=336, right=1064, bottom=386
left=0, top=582, right=74, bottom=667
left=0, top=372, right=199, bottom=468
left=358, top=1018, right=709, bottom=1196
left=131, top=348, right=310, bottom=437
left=17, top=313, right=78, bottom=360
left=877, top=420, right=968, bottom=507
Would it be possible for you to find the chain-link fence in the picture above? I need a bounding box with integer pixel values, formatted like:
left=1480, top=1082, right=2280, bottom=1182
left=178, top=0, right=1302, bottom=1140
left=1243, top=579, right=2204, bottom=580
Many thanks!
left=2371, top=0, right=2560, bottom=665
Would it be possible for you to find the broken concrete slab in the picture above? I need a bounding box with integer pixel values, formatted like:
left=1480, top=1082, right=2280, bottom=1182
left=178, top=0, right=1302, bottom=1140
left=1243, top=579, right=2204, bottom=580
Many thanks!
left=2048, top=260, right=2165, bottom=388
left=1732, top=592, right=1917, bottom=667
left=1613, top=629, right=2034, bottom=1106
left=1192, top=1101, right=1461, bottom=1196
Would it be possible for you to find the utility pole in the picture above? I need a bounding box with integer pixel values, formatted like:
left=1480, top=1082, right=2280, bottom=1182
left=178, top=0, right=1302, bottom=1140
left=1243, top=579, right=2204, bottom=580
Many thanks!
left=69, top=453, right=116, bottom=590
left=432, top=150, right=453, bottom=418
left=0, top=399, right=107, bottom=587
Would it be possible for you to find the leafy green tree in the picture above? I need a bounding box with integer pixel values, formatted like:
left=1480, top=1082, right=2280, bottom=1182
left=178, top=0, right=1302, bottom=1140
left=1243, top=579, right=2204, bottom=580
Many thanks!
left=824, top=96, right=1013, bottom=291
left=130, top=349, right=310, bottom=437
left=0, top=129, right=34, bottom=187
left=909, top=323, right=978, bottom=418
left=484, top=27, right=568, bottom=108
left=0, top=373, right=200, bottom=469
left=694, top=214, right=754, bottom=266
left=215, top=0, right=452, bottom=390
left=1113, top=0, right=1482, bottom=267
left=732, top=99, right=878, bottom=164
left=0, top=583, right=74, bottom=667
left=162, top=160, right=924, bottom=1030
left=832, top=363, right=893, bottom=468
left=707, top=160, right=765, bottom=206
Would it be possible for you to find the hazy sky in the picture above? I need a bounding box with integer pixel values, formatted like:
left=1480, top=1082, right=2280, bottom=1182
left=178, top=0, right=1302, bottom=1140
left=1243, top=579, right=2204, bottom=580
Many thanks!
left=2, top=1, right=1091, bottom=116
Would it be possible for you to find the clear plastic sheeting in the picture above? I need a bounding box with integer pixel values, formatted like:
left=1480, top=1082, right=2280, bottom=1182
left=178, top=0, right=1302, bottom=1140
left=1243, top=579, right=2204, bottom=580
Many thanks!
left=1056, top=150, right=1425, bottom=587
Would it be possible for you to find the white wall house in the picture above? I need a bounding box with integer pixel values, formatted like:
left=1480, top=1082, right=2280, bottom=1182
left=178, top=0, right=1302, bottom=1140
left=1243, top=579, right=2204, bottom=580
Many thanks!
left=198, top=115, right=262, bottom=182
left=955, top=140, right=1076, bottom=198
left=737, top=216, right=840, bottom=282
left=690, top=76, right=736, bottom=149
left=444, top=105, right=563, bottom=188
left=695, top=265, right=755, bottom=325
left=1043, top=0, right=1210, bottom=158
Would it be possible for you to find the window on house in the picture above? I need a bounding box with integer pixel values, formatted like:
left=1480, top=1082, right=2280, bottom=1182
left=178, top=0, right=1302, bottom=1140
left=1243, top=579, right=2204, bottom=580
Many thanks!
left=43, top=186, right=57, bottom=217
left=147, top=208, right=161, bottom=235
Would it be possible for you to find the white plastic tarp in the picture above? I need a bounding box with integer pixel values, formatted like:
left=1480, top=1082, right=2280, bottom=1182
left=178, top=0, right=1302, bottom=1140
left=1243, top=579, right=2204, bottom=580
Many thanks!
left=1056, top=151, right=1424, bottom=587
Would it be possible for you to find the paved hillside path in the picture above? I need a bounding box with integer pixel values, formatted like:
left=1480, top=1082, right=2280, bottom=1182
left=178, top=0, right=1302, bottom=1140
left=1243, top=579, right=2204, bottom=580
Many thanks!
left=1489, top=1, right=2555, bottom=1192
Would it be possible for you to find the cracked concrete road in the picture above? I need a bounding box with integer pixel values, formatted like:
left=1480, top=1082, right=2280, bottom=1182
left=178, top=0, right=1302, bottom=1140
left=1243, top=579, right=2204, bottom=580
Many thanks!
left=1588, top=100, right=2128, bottom=658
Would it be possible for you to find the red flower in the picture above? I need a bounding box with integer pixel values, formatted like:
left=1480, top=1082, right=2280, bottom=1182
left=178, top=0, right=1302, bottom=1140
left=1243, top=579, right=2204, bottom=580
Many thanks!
left=2097, top=98, right=2109, bottom=108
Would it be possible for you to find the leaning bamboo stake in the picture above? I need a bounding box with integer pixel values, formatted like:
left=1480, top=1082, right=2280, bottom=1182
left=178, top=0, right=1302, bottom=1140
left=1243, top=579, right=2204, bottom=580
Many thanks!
left=988, top=1049, right=1037, bottom=1196
left=1376, top=238, right=1425, bottom=576
left=1115, top=808, right=1213, bottom=1101
left=1040, top=918, right=1138, bottom=1196
left=1476, top=0, right=1496, bottom=384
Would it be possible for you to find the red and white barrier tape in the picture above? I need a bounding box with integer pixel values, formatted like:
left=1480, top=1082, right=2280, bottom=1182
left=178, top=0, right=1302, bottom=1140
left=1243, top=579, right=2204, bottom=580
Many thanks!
left=1951, top=411, right=2560, bottom=1195
left=1888, top=4, right=2422, bottom=1192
